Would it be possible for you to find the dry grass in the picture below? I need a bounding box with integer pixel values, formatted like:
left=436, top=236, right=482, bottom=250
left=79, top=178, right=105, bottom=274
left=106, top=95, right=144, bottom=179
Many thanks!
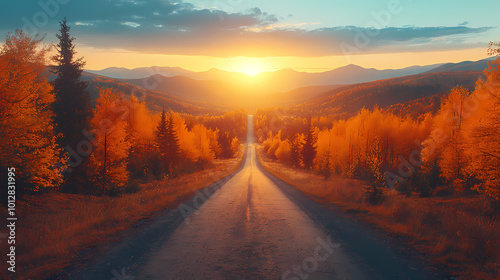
left=0, top=147, right=245, bottom=280
left=256, top=146, right=500, bottom=280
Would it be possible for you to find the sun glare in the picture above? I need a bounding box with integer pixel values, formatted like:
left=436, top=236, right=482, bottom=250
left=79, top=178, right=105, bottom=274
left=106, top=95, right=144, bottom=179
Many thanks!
left=231, top=58, right=267, bottom=76
left=239, top=62, right=264, bottom=76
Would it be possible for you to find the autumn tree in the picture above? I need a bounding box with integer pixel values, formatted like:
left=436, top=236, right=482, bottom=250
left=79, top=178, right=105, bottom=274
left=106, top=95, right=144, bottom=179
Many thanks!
left=301, top=122, right=317, bottom=169
left=123, top=95, right=156, bottom=179
left=191, top=124, right=216, bottom=163
left=52, top=18, right=91, bottom=188
left=88, top=88, right=130, bottom=193
left=230, top=136, right=241, bottom=157
left=0, top=30, right=64, bottom=196
left=464, top=42, right=500, bottom=201
left=439, top=87, right=471, bottom=191
left=365, top=138, right=385, bottom=204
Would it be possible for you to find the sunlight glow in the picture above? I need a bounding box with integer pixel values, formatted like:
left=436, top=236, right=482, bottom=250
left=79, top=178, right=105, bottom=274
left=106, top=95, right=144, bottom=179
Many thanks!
left=237, top=60, right=266, bottom=76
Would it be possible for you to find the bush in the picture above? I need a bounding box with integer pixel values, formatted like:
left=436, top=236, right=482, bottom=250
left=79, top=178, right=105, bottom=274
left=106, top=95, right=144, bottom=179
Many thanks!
left=364, top=184, right=385, bottom=205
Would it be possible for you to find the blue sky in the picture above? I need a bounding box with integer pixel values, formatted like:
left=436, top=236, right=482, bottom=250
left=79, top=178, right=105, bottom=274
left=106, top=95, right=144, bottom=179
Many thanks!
left=0, top=0, right=498, bottom=71
left=189, top=0, right=495, bottom=29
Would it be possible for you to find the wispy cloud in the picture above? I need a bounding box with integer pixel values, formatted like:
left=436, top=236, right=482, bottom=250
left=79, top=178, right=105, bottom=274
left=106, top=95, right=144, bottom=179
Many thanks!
left=0, top=0, right=493, bottom=57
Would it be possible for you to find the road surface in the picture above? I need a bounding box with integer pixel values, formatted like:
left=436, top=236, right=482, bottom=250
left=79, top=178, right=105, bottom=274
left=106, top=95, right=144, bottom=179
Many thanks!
left=69, top=115, right=435, bottom=280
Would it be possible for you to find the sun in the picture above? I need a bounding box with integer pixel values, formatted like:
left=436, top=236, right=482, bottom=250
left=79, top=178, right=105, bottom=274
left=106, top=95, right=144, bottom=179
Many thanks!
left=240, top=63, right=263, bottom=76
left=231, top=58, right=267, bottom=76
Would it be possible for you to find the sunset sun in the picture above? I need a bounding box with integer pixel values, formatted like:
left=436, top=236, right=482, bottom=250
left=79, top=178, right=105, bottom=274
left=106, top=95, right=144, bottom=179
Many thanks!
left=239, top=62, right=264, bottom=76
left=230, top=58, right=268, bottom=76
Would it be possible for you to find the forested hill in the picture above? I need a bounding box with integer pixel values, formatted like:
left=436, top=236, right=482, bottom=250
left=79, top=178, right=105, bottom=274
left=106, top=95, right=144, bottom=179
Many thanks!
left=47, top=68, right=225, bottom=115
left=289, top=70, right=483, bottom=119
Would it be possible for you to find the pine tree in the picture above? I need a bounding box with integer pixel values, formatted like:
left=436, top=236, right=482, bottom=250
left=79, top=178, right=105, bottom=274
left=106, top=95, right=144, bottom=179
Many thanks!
left=155, top=111, right=181, bottom=177
left=156, top=110, right=168, bottom=158
left=166, top=114, right=181, bottom=168
left=290, top=133, right=302, bottom=168
left=52, top=18, right=91, bottom=188
left=218, top=131, right=233, bottom=159
left=302, top=122, right=317, bottom=169
left=154, top=109, right=168, bottom=177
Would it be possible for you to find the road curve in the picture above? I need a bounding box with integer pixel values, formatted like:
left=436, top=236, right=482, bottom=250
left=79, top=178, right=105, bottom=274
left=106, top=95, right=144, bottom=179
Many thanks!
left=69, top=115, right=434, bottom=280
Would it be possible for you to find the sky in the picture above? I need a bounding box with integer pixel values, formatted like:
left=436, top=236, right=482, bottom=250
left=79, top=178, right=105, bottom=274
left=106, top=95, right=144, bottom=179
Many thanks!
left=0, top=0, right=498, bottom=73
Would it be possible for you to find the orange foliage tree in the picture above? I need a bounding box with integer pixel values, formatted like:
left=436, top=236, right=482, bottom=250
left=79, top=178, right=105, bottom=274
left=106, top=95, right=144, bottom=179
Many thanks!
left=88, top=88, right=130, bottom=193
left=0, top=30, right=64, bottom=194
left=463, top=44, right=500, bottom=200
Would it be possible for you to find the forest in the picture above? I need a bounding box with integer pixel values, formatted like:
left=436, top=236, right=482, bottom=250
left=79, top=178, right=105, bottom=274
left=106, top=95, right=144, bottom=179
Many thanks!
left=256, top=46, right=500, bottom=204
left=0, top=23, right=246, bottom=200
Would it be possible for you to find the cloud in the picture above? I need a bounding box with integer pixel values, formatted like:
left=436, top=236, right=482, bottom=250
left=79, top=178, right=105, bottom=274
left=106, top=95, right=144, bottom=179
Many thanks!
left=76, top=23, right=493, bottom=57
left=0, top=0, right=493, bottom=57
left=459, top=21, right=469, bottom=26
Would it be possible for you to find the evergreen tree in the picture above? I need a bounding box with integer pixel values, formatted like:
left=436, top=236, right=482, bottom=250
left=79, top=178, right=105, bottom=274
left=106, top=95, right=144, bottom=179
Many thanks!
left=218, top=131, right=233, bottom=159
left=155, top=110, right=168, bottom=159
left=52, top=18, right=91, bottom=189
left=155, top=110, right=181, bottom=176
left=301, top=122, right=317, bottom=169
left=289, top=133, right=302, bottom=167
left=165, top=114, right=181, bottom=170
left=154, top=109, right=169, bottom=177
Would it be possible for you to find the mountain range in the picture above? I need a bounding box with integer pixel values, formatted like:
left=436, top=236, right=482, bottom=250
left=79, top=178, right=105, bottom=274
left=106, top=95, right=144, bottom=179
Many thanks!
left=88, top=63, right=446, bottom=93
left=79, top=57, right=494, bottom=113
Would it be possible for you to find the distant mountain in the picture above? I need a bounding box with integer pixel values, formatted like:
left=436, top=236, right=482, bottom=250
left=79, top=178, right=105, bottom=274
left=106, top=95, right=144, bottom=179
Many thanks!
left=47, top=68, right=223, bottom=114
left=87, top=63, right=443, bottom=94
left=86, top=66, right=194, bottom=79
left=273, top=85, right=346, bottom=105
left=180, top=64, right=443, bottom=93
left=123, top=74, right=345, bottom=108
left=84, top=75, right=221, bottom=115
left=82, top=58, right=493, bottom=109
left=425, top=57, right=494, bottom=74
left=290, top=70, right=484, bottom=120
left=123, top=75, right=237, bottom=104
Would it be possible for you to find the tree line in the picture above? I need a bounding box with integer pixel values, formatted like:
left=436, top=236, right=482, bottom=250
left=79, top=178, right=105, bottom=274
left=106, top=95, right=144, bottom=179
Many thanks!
left=256, top=44, right=500, bottom=205
left=0, top=19, right=245, bottom=199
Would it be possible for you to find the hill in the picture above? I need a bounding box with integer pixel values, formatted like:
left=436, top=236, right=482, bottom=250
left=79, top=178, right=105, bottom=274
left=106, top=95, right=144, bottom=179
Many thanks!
left=86, top=66, right=194, bottom=79
left=289, top=71, right=484, bottom=119
left=87, top=63, right=443, bottom=94
left=85, top=76, right=224, bottom=115
left=47, top=68, right=223, bottom=115
left=426, top=57, right=494, bottom=74
left=122, top=74, right=336, bottom=109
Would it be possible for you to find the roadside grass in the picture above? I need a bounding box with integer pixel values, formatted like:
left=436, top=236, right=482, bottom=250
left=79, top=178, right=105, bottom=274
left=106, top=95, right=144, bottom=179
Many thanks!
left=256, top=145, right=500, bottom=280
left=0, top=146, right=245, bottom=280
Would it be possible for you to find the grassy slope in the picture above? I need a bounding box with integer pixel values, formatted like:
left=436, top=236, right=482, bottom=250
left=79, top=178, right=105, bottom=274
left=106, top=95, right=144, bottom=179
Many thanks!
left=0, top=147, right=245, bottom=280
left=256, top=145, right=500, bottom=280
